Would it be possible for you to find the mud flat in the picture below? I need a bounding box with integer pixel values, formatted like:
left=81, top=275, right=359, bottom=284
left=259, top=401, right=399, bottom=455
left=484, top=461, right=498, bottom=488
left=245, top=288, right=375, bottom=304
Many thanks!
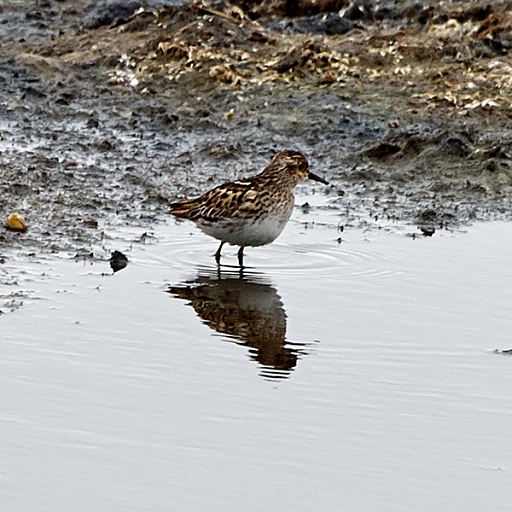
left=1, top=0, right=512, bottom=259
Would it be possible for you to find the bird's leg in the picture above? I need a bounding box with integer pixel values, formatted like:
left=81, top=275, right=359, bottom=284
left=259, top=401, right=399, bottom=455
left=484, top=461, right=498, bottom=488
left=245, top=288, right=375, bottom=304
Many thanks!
left=215, top=241, right=225, bottom=265
left=237, top=246, right=245, bottom=268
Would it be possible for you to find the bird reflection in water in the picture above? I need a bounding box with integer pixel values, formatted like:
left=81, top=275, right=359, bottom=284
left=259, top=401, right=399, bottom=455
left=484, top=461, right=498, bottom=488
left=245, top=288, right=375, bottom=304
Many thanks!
left=167, top=268, right=313, bottom=380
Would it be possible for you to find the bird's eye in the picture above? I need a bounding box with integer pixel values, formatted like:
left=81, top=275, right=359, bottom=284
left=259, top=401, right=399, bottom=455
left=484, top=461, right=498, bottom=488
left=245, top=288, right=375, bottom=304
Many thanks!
left=297, top=160, right=308, bottom=171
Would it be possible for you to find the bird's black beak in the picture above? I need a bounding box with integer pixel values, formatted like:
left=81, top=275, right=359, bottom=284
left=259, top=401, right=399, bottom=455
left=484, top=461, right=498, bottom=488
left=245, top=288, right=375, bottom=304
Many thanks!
left=308, top=171, right=329, bottom=185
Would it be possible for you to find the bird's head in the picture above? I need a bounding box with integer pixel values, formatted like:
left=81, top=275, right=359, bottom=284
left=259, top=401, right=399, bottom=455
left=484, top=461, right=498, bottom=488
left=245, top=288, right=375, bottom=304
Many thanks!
left=264, top=150, right=329, bottom=186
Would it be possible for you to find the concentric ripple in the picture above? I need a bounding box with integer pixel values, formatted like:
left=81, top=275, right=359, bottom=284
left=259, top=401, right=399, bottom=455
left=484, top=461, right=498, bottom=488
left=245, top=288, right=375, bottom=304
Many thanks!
left=143, top=219, right=409, bottom=283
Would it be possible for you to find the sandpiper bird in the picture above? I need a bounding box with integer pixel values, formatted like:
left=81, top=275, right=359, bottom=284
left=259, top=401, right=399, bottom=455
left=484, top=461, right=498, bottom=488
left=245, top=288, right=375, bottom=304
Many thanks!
left=169, top=150, right=329, bottom=266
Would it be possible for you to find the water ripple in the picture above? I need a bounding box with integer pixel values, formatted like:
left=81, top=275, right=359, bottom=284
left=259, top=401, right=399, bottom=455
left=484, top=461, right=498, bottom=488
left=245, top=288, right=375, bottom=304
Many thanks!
left=143, top=222, right=408, bottom=283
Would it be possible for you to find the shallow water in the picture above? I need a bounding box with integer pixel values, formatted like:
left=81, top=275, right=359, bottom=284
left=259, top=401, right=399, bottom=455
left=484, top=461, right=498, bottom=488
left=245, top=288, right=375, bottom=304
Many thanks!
left=2, top=197, right=512, bottom=511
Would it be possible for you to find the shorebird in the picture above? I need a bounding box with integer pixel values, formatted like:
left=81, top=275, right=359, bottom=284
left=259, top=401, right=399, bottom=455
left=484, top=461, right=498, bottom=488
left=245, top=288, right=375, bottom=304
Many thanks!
left=169, top=150, right=328, bottom=266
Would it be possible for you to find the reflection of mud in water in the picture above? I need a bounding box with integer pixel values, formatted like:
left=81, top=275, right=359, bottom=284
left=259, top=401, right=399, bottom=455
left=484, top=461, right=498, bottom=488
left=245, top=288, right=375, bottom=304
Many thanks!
left=168, top=268, right=312, bottom=380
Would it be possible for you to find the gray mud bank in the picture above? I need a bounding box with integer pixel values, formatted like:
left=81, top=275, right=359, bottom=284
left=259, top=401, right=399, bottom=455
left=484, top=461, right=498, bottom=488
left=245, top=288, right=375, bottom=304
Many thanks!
left=1, top=0, right=512, bottom=259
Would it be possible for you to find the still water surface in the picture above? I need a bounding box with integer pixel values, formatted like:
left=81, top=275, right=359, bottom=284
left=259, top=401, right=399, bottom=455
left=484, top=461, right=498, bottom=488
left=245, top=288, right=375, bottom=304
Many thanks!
left=1, top=199, right=512, bottom=511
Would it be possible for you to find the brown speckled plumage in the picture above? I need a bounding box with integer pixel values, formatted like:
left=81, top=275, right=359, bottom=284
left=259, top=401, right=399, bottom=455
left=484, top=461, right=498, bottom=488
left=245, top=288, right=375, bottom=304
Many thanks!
left=169, top=150, right=328, bottom=266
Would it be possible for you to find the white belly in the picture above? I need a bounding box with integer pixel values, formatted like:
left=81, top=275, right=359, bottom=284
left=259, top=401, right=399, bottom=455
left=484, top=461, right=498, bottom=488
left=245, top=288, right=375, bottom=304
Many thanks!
left=198, top=210, right=292, bottom=247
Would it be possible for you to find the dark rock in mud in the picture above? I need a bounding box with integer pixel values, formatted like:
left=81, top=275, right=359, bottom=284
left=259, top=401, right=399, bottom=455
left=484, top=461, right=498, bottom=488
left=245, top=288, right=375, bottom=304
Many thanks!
left=83, top=0, right=143, bottom=29
left=365, top=142, right=401, bottom=160
left=440, top=137, right=471, bottom=158
left=417, top=208, right=447, bottom=235
left=419, top=226, right=435, bottom=236
left=343, top=3, right=372, bottom=22
left=301, top=202, right=311, bottom=214
left=109, top=250, right=128, bottom=273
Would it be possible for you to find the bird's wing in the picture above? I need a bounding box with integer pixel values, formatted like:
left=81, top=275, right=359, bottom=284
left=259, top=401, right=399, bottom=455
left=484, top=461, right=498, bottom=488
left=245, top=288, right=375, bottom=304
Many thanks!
left=170, top=179, right=263, bottom=222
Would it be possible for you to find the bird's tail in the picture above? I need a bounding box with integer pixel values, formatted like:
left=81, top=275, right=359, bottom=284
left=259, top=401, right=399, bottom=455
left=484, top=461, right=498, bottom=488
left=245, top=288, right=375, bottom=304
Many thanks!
left=169, top=198, right=201, bottom=220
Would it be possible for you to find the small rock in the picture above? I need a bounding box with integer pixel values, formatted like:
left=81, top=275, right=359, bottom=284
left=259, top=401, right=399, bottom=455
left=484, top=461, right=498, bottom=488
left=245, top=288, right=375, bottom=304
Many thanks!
left=109, top=250, right=128, bottom=273
left=420, top=226, right=435, bottom=237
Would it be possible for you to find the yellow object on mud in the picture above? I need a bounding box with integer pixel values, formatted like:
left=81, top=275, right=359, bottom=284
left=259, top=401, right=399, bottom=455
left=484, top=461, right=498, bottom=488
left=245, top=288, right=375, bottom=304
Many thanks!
left=6, top=212, right=27, bottom=232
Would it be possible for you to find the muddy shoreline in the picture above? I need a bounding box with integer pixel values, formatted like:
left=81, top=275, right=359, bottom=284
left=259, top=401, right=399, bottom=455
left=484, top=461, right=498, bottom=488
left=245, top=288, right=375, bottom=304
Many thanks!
left=1, top=0, right=512, bottom=260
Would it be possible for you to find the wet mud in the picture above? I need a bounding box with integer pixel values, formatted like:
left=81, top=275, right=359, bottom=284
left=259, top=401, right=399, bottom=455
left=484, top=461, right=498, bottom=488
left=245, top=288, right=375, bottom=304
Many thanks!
left=1, top=0, right=512, bottom=262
